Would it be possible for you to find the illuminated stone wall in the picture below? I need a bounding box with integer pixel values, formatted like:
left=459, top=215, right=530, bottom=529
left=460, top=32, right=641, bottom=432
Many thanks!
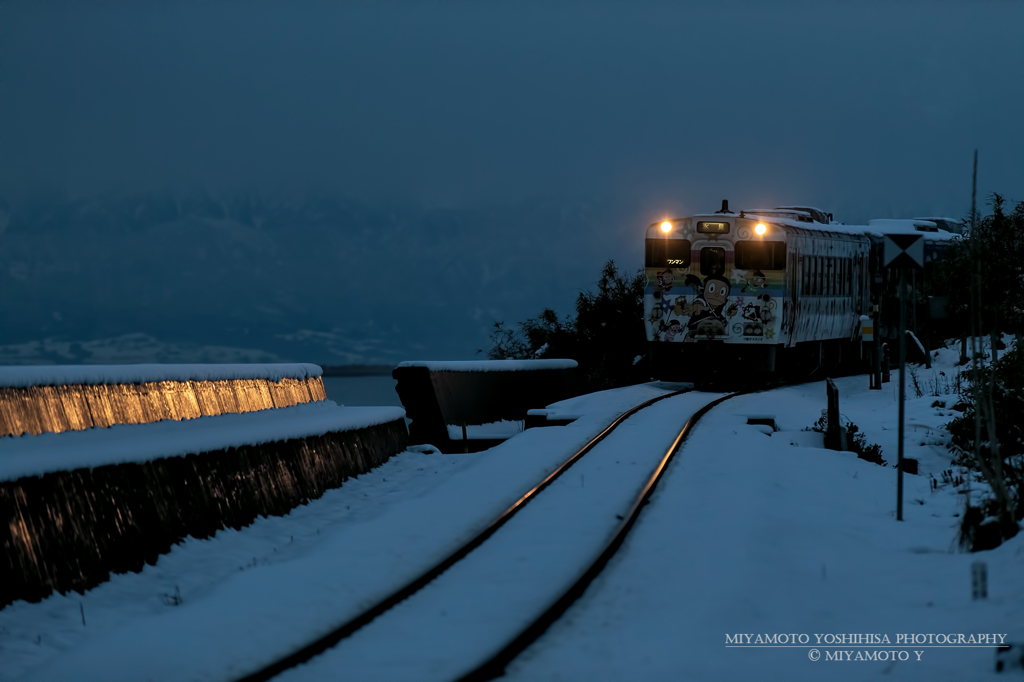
left=0, top=376, right=327, bottom=437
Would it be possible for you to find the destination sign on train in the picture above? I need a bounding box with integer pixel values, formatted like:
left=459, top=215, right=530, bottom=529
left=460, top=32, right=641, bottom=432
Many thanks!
left=696, top=221, right=730, bottom=234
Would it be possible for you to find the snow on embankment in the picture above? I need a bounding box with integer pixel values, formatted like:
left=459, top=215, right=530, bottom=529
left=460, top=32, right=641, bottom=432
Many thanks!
left=0, top=363, right=327, bottom=437
left=0, top=402, right=404, bottom=482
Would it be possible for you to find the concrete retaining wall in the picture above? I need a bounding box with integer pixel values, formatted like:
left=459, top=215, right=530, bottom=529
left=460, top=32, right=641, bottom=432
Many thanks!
left=0, top=417, right=407, bottom=608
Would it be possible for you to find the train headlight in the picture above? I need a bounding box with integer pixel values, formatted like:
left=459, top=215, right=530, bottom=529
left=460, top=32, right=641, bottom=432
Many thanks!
left=660, top=221, right=673, bottom=233
left=754, top=223, right=767, bottom=236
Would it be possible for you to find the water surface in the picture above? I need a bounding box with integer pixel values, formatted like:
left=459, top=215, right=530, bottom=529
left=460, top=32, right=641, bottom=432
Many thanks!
left=321, top=375, right=401, bottom=408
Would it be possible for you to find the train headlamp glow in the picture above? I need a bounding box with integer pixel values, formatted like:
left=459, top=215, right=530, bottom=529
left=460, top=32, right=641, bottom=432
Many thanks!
left=754, top=223, right=767, bottom=236
left=660, top=221, right=673, bottom=233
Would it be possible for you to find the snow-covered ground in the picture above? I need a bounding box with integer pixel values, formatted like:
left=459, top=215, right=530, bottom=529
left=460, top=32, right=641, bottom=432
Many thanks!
left=446, top=419, right=524, bottom=440
left=0, top=383, right=680, bottom=681
left=0, top=402, right=402, bottom=482
left=507, top=347, right=1023, bottom=681
left=1, top=346, right=1020, bottom=681
left=271, top=390, right=723, bottom=682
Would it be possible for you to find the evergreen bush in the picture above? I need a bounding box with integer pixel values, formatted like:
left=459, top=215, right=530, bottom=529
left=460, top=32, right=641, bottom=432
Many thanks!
left=486, top=260, right=647, bottom=391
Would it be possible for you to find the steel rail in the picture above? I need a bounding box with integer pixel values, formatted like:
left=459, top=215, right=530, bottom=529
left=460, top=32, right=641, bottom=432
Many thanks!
left=236, top=387, right=692, bottom=682
left=456, top=391, right=744, bottom=681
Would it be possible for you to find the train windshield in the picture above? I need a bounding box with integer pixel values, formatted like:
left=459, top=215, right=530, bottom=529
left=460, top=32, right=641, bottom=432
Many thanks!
left=735, top=240, right=787, bottom=270
left=645, top=239, right=692, bottom=268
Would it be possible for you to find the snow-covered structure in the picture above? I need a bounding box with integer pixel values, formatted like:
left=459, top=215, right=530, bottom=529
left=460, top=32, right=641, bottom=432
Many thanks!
left=393, top=359, right=579, bottom=453
left=0, top=364, right=407, bottom=608
left=0, top=363, right=327, bottom=438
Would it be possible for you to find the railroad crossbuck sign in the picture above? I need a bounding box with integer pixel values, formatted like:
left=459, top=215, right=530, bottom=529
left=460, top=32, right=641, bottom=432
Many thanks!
left=883, top=233, right=924, bottom=269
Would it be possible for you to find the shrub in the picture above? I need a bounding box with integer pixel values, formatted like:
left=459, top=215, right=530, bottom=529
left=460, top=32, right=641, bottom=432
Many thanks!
left=946, top=347, right=1023, bottom=547
left=947, top=348, right=1024, bottom=465
left=486, top=260, right=648, bottom=391
left=808, top=412, right=886, bottom=466
left=846, top=422, right=886, bottom=466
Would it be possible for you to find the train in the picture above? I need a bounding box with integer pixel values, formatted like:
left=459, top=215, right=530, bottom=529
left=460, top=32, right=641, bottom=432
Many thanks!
left=643, top=201, right=959, bottom=384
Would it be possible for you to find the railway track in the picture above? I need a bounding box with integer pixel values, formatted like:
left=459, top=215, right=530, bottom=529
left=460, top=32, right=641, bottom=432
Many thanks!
left=238, top=387, right=745, bottom=682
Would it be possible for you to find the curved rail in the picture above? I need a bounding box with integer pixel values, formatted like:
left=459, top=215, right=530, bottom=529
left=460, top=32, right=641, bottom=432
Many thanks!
left=237, top=387, right=692, bottom=682
left=456, top=391, right=744, bottom=681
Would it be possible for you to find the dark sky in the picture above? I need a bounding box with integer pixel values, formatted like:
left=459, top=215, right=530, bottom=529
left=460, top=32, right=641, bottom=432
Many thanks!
left=4, top=0, right=1022, bottom=218
left=1, top=1, right=1022, bottom=363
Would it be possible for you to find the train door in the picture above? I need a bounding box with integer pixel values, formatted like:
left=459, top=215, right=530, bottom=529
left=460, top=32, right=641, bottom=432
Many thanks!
left=690, top=242, right=732, bottom=338
left=698, top=245, right=727, bottom=277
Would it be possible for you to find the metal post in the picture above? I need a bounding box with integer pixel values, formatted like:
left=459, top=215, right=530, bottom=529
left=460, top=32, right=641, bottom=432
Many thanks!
left=911, top=270, right=917, bottom=335
left=897, top=268, right=906, bottom=521
left=971, top=561, right=988, bottom=600
left=875, top=305, right=882, bottom=389
left=922, top=270, right=932, bottom=369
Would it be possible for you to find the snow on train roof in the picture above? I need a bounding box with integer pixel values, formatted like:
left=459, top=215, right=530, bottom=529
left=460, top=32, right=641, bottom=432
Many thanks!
left=914, top=216, right=960, bottom=223
left=0, top=363, right=323, bottom=388
left=862, top=219, right=959, bottom=240
left=743, top=212, right=960, bottom=241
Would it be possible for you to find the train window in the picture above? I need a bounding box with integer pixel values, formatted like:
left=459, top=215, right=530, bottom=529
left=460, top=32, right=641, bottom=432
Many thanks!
left=828, top=258, right=835, bottom=296
left=815, top=257, right=823, bottom=295
left=699, top=247, right=726, bottom=276
left=801, top=256, right=809, bottom=294
left=645, top=239, right=691, bottom=268
left=735, top=240, right=787, bottom=270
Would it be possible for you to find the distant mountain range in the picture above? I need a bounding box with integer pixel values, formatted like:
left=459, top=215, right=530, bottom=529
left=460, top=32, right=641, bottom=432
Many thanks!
left=0, top=191, right=640, bottom=366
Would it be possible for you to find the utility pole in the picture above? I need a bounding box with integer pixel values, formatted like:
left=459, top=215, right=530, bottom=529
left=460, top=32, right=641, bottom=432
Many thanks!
left=969, top=150, right=982, bottom=494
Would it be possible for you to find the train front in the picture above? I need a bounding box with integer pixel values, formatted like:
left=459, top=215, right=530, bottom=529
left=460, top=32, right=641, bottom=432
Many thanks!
left=644, top=209, right=787, bottom=382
